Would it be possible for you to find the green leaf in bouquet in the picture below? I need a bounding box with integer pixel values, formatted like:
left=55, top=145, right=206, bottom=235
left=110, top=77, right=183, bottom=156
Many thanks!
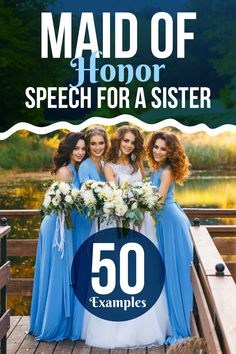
left=126, top=211, right=135, bottom=219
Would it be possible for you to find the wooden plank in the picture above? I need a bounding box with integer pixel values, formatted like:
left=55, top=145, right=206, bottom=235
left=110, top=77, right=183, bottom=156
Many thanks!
left=213, top=238, right=236, bottom=255
left=91, top=348, right=109, bottom=354
left=0, top=210, right=41, bottom=218
left=184, top=208, right=236, bottom=218
left=1, top=208, right=236, bottom=219
left=226, top=262, right=236, bottom=281
left=8, top=239, right=37, bottom=257
left=8, top=278, right=33, bottom=296
left=72, top=341, right=91, bottom=354
left=207, top=226, right=236, bottom=237
left=191, top=266, right=222, bottom=354
left=8, top=317, right=21, bottom=338
left=207, top=275, right=236, bottom=354
left=53, top=339, right=75, bottom=353
left=3, top=208, right=236, bottom=219
left=0, top=261, right=10, bottom=289
left=198, top=263, right=216, bottom=317
left=190, top=312, right=199, bottom=337
left=110, top=349, right=128, bottom=354
left=147, top=347, right=165, bottom=354
left=7, top=316, right=29, bottom=354
left=190, top=226, right=231, bottom=276
left=0, top=225, right=11, bottom=240
left=129, top=349, right=146, bottom=354
left=16, top=333, right=39, bottom=354
left=0, top=310, right=10, bottom=340
left=35, top=341, right=57, bottom=353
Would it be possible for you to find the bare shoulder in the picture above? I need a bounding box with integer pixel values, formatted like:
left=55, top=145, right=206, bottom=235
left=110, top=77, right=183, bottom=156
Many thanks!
left=55, top=166, right=73, bottom=182
left=161, top=167, right=174, bottom=182
left=104, top=163, right=115, bottom=174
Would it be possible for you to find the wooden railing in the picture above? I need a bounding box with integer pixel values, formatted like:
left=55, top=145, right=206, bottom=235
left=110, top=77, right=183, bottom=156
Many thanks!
left=0, top=219, right=10, bottom=354
left=190, top=220, right=236, bottom=354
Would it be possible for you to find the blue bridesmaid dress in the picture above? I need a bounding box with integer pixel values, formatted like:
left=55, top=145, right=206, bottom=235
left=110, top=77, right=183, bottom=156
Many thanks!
left=28, top=163, right=80, bottom=341
left=74, top=157, right=105, bottom=251
left=151, top=166, right=193, bottom=345
left=70, top=157, right=105, bottom=340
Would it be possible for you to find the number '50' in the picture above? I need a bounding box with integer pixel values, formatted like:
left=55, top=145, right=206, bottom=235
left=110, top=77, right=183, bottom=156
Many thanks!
left=91, top=243, right=145, bottom=295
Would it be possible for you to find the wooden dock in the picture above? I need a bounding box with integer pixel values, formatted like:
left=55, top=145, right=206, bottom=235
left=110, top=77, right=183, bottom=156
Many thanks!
left=1, top=209, right=236, bottom=354
left=7, top=316, right=165, bottom=354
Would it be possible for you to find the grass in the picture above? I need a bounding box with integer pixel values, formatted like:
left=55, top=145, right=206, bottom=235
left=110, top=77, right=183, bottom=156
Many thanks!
left=0, top=133, right=55, bottom=171
left=181, top=132, right=236, bottom=170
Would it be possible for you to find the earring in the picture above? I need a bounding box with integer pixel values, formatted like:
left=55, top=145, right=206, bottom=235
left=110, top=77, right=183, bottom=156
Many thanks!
left=118, top=149, right=122, bottom=157
left=131, top=153, right=136, bottom=162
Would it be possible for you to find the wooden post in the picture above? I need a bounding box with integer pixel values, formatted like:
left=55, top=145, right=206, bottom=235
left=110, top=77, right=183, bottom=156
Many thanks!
left=0, top=218, right=11, bottom=354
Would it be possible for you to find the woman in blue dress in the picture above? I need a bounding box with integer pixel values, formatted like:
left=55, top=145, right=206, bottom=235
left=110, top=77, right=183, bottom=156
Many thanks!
left=74, top=126, right=108, bottom=248
left=28, top=132, right=86, bottom=341
left=71, top=126, right=108, bottom=340
left=147, top=131, right=193, bottom=345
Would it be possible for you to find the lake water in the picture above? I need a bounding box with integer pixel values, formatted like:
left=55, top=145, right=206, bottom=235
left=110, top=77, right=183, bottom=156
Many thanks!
left=1, top=172, right=236, bottom=314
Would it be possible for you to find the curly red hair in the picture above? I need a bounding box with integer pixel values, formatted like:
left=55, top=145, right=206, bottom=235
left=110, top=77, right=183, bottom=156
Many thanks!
left=146, top=131, right=191, bottom=185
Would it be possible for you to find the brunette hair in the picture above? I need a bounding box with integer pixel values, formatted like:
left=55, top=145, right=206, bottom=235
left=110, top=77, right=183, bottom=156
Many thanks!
left=85, top=126, right=109, bottom=156
left=106, top=126, right=144, bottom=172
left=52, top=132, right=86, bottom=174
left=146, top=131, right=190, bottom=185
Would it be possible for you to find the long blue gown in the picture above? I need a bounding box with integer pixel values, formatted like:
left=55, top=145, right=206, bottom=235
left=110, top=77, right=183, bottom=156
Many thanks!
left=28, top=163, right=81, bottom=341
left=151, top=166, right=193, bottom=345
left=71, top=157, right=105, bottom=340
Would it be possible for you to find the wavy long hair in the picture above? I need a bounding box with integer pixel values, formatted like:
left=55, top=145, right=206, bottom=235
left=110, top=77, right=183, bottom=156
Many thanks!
left=85, top=126, right=109, bottom=156
left=146, top=131, right=191, bottom=185
left=52, top=132, right=86, bottom=174
left=106, top=126, right=144, bottom=172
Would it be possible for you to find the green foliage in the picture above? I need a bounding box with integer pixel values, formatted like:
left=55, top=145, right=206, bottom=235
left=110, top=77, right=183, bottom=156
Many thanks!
left=0, top=134, right=54, bottom=170
left=184, top=138, right=236, bottom=170
left=187, top=0, right=236, bottom=107
left=0, top=0, right=70, bottom=129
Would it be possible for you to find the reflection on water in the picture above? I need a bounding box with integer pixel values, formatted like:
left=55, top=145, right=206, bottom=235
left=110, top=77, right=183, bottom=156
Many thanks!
left=1, top=175, right=236, bottom=315
left=176, top=177, right=236, bottom=209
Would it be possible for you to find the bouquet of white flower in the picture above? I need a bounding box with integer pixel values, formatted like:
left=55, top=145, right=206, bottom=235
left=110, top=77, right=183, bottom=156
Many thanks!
left=79, top=180, right=116, bottom=220
left=41, top=181, right=83, bottom=229
left=128, top=180, right=163, bottom=221
left=41, top=181, right=83, bottom=258
left=79, top=180, right=163, bottom=229
left=115, top=180, right=163, bottom=228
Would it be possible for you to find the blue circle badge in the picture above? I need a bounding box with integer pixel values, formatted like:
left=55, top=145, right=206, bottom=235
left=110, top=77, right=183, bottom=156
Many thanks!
left=72, top=228, right=165, bottom=321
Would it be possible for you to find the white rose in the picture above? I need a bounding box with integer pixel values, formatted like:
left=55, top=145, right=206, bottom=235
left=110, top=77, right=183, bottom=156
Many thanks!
left=83, top=190, right=96, bottom=206
left=101, top=185, right=113, bottom=199
left=59, top=181, right=71, bottom=195
left=65, top=195, right=73, bottom=204
left=71, top=188, right=79, bottom=198
left=115, top=203, right=128, bottom=217
left=146, top=196, right=155, bottom=208
left=103, top=203, right=113, bottom=216
left=52, top=196, right=61, bottom=207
